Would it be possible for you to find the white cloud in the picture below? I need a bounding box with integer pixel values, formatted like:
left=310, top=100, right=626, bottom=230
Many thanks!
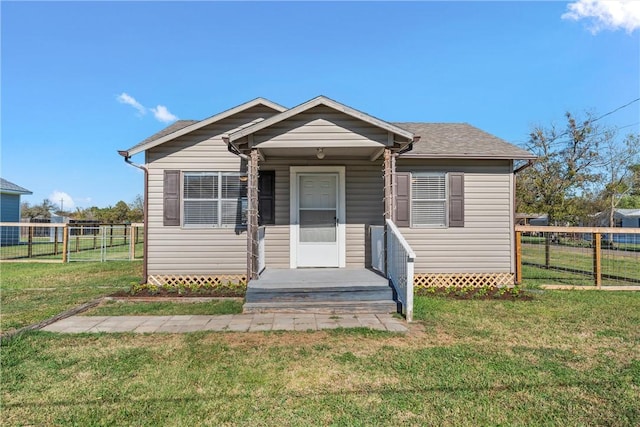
left=48, top=191, right=75, bottom=211
left=562, top=0, right=640, bottom=34
left=150, top=105, right=178, bottom=123
left=117, top=92, right=146, bottom=115
left=117, top=92, right=178, bottom=123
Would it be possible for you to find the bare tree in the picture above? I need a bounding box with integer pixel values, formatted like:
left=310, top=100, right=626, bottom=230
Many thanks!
left=598, top=132, right=640, bottom=228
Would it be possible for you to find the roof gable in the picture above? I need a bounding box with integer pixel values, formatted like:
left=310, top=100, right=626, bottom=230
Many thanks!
left=228, top=96, right=414, bottom=144
left=395, top=123, right=535, bottom=160
left=122, top=98, right=287, bottom=156
left=0, top=178, right=32, bottom=195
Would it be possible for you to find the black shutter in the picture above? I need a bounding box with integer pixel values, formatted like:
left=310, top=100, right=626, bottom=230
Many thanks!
left=164, top=170, right=180, bottom=226
left=394, top=172, right=411, bottom=227
left=449, top=172, right=464, bottom=227
left=258, top=171, right=275, bottom=225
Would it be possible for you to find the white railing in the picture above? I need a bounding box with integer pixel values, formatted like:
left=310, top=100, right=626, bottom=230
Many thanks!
left=386, top=219, right=415, bottom=322
left=257, top=226, right=266, bottom=274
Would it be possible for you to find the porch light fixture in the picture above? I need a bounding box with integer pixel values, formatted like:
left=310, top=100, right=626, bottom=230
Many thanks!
left=316, top=148, right=325, bottom=159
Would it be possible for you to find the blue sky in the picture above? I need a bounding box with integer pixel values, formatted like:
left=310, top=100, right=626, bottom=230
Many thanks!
left=2, top=1, right=639, bottom=211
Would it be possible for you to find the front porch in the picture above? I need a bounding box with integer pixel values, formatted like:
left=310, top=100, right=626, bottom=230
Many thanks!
left=244, top=268, right=398, bottom=314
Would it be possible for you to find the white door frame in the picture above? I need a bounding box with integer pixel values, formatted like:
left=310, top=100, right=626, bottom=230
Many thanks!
left=290, top=166, right=346, bottom=268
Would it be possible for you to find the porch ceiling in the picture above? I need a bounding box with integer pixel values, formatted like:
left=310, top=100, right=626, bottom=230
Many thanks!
left=258, top=145, right=385, bottom=160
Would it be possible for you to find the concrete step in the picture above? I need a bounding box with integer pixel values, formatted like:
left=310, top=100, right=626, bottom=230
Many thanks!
left=243, top=300, right=399, bottom=314
left=245, top=287, right=394, bottom=303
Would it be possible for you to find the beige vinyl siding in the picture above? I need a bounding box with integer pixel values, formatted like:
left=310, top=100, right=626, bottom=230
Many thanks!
left=260, top=158, right=385, bottom=268
left=146, top=106, right=277, bottom=275
left=396, top=159, right=514, bottom=273
left=251, top=105, right=389, bottom=148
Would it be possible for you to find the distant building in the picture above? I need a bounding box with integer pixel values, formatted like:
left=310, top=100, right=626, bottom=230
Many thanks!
left=1, top=178, right=32, bottom=246
left=516, top=213, right=548, bottom=226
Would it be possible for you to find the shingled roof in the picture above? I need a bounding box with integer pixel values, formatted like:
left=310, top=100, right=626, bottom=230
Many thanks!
left=121, top=99, right=534, bottom=161
left=0, top=178, right=32, bottom=195
left=394, top=123, right=535, bottom=160
left=126, top=120, right=199, bottom=155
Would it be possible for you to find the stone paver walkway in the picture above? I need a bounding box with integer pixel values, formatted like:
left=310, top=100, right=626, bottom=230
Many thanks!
left=42, top=313, right=408, bottom=334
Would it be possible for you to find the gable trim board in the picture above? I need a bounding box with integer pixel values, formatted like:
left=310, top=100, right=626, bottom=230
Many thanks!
left=228, top=96, right=415, bottom=148
left=124, top=98, right=287, bottom=157
left=119, top=96, right=533, bottom=286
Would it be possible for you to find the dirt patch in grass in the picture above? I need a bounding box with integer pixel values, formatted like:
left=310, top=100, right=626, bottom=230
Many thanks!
left=416, top=286, right=533, bottom=301
left=110, top=288, right=244, bottom=298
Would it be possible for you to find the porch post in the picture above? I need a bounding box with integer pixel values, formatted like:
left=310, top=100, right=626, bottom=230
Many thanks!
left=383, top=148, right=393, bottom=221
left=247, top=149, right=259, bottom=280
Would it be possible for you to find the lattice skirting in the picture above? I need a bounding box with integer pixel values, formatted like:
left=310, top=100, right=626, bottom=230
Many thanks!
left=414, top=272, right=515, bottom=288
left=147, top=274, right=247, bottom=287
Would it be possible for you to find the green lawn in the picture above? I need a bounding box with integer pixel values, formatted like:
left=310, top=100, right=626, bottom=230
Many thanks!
left=0, top=261, right=142, bottom=333
left=83, top=298, right=244, bottom=316
left=522, top=243, right=640, bottom=286
left=2, top=290, right=639, bottom=426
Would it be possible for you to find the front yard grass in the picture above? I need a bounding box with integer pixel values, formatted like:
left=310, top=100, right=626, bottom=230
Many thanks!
left=82, top=298, right=243, bottom=316
left=3, top=290, right=639, bottom=426
left=0, top=261, right=142, bottom=333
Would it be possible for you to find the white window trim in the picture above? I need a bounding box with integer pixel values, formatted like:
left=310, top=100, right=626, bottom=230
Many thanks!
left=182, top=171, right=247, bottom=228
left=410, top=172, right=448, bottom=228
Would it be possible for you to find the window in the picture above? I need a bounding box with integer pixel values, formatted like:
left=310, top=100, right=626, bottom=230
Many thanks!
left=258, top=171, right=275, bottom=225
left=411, top=173, right=447, bottom=227
left=394, top=171, right=465, bottom=228
left=182, top=172, right=247, bottom=227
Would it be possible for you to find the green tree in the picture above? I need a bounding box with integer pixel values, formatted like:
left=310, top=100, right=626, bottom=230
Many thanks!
left=127, top=194, right=144, bottom=222
left=517, top=112, right=603, bottom=225
left=20, top=199, right=56, bottom=220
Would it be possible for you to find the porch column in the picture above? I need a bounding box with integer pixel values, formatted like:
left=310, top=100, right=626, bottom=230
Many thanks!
left=247, top=149, right=259, bottom=280
left=383, top=148, right=393, bottom=221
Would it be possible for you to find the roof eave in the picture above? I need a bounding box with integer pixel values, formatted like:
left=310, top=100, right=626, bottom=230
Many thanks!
left=398, top=153, right=538, bottom=160
left=125, top=98, right=287, bottom=156
left=1, top=189, right=33, bottom=195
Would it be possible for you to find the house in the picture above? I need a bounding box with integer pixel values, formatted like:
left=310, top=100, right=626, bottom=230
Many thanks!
left=118, top=96, right=535, bottom=313
left=1, top=178, right=32, bottom=246
left=611, top=209, right=640, bottom=228
left=594, top=209, right=640, bottom=244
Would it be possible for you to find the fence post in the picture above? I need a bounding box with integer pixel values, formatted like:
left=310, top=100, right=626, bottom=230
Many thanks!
left=593, top=232, right=602, bottom=288
left=110, top=225, right=113, bottom=247
left=124, top=225, right=128, bottom=246
left=515, top=230, right=522, bottom=284
left=54, top=225, right=59, bottom=255
left=27, top=225, right=34, bottom=258
left=129, top=225, right=135, bottom=260
left=62, top=225, right=69, bottom=262
left=544, top=233, right=551, bottom=269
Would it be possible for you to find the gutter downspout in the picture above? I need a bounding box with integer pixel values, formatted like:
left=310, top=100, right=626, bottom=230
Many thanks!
left=223, top=136, right=249, bottom=160
left=222, top=136, right=253, bottom=280
left=513, top=159, right=534, bottom=175
left=118, top=150, right=148, bottom=284
left=512, top=159, right=535, bottom=284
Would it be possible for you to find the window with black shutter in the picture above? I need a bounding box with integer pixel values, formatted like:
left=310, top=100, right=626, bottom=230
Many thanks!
left=258, top=171, right=275, bottom=225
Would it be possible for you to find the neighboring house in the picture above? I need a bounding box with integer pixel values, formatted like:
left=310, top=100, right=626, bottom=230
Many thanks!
left=1, top=178, right=32, bottom=246
left=516, top=213, right=547, bottom=226
left=119, top=96, right=535, bottom=288
left=611, top=209, right=640, bottom=228
left=594, top=209, right=640, bottom=244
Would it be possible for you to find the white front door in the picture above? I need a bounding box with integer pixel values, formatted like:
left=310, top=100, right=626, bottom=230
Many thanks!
left=291, top=167, right=346, bottom=268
